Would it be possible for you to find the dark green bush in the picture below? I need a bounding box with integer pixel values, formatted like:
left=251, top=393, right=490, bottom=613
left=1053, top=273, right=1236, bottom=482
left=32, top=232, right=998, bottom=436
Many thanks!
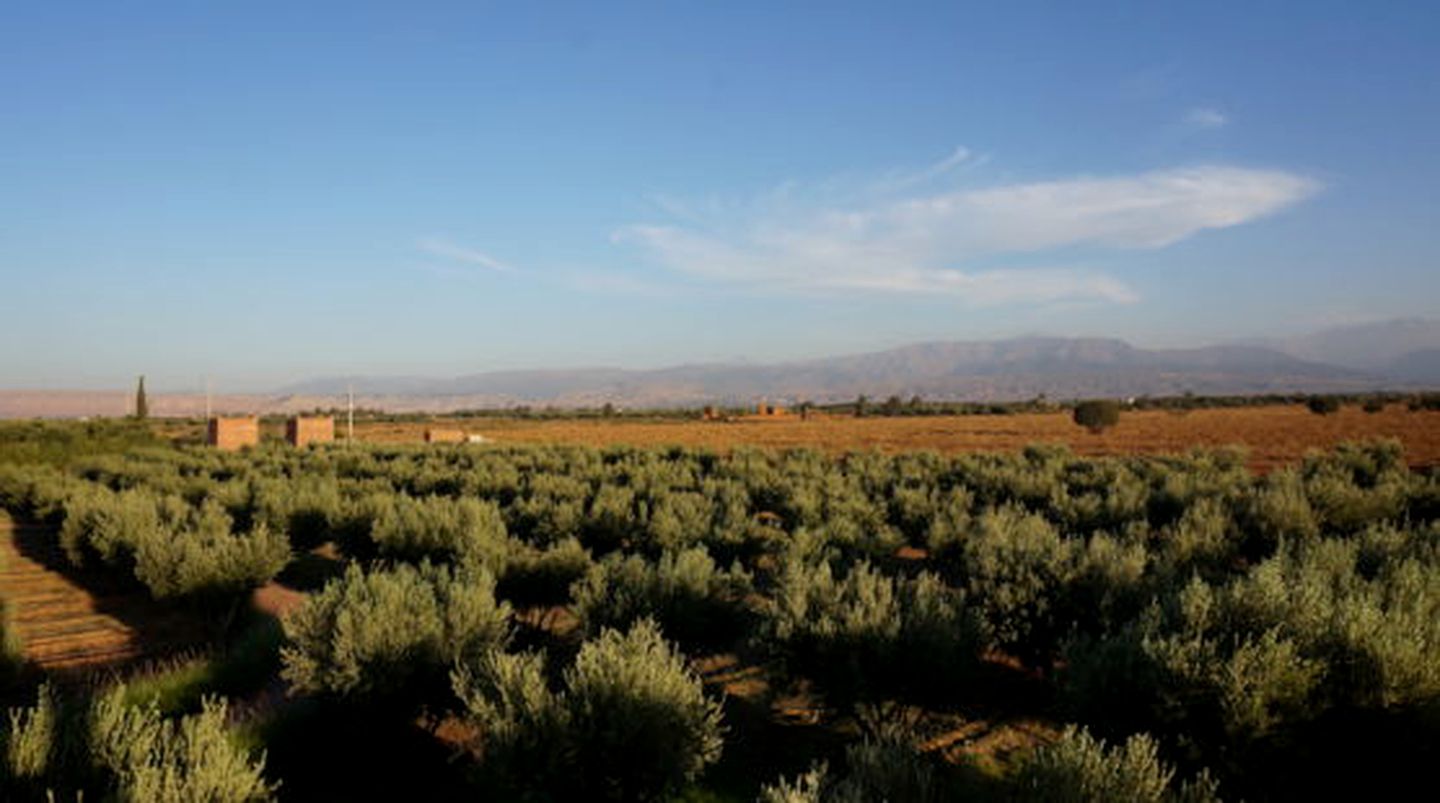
left=1013, top=726, right=1219, bottom=803
left=1073, top=400, right=1122, bottom=433
left=758, top=728, right=944, bottom=803
left=281, top=562, right=511, bottom=702
left=766, top=559, right=979, bottom=701
left=369, top=494, right=511, bottom=570
left=453, top=619, right=723, bottom=801
left=0, top=683, right=275, bottom=802
left=496, top=537, right=593, bottom=607
left=572, top=546, right=753, bottom=649
left=952, top=506, right=1076, bottom=664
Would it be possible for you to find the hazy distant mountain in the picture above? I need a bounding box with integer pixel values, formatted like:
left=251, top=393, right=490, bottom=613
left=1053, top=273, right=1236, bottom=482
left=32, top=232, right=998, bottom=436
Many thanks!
left=1388, top=349, right=1440, bottom=382
left=9, top=328, right=1432, bottom=419
left=275, top=336, right=1377, bottom=408
left=1266, top=317, right=1440, bottom=377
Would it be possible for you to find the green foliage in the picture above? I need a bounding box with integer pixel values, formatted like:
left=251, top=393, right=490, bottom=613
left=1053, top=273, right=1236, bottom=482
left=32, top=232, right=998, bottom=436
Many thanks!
left=766, top=559, right=979, bottom=701
left=281, top=562, right=511, bottom=701
left=452, top=650, right=568, bottom=796
left=1, top=683, right=273, bottom=802
left=3, top=684, right=57, bottom=782
left=368, top=494, right=511, bottom=569
left=0, top=419, right=161, bottom=468
left=89, top=686, right=275, bottom=802
left=1065, top=529, right=1440, bottom=765
left=123, top=657, right=219, bottom=716
left=135, top=518, right=290, bottom=600
left=1013, top=727, right=1219, bottom=803
left=954, top=506, right=1076, bottom=663
left=564, top=619, right=724, bottom=800
left=58, top=487, right=289, bottom=599
left=0, top=550, right=23, bottom=688
left=758, top=731, right=944, bottom=803
left=573, top=546, right=753, bottom=648
left=1072, top=400, right=1121, bottom=433
left=757, top=763, right=830, bottom=803
left=2, top=428, right=1436, bottom=799
left=496, top=537, right=593, bottom=607
left=454, top=620, right=724, bottom=801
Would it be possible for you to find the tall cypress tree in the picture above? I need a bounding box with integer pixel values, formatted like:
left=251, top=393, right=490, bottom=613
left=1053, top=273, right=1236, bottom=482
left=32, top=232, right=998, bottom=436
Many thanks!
left=134, top=375, right=148, bottom=419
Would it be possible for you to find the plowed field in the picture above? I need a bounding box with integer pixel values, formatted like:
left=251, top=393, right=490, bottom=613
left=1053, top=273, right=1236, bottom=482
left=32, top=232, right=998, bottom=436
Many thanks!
left=0, top=516, right=204, bottom=673
left=360, top=405, right=1440, bottom=471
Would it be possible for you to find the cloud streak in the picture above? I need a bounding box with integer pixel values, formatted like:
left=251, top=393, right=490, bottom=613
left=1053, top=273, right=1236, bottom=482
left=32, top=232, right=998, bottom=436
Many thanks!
left=614, top=160, right=1318, bottom=305
left=1185, top=107, right=1228, bottom=128
left=418, top=237, right=517, bottom=273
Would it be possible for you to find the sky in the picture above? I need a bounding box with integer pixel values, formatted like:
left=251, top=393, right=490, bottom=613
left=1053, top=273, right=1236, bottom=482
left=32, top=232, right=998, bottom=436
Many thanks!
left=2, top=0, right=1437, bottom=391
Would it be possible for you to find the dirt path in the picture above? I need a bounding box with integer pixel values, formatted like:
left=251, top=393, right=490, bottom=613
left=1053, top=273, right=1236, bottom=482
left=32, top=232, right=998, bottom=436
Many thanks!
left=0, top=515, right=203, bottom=673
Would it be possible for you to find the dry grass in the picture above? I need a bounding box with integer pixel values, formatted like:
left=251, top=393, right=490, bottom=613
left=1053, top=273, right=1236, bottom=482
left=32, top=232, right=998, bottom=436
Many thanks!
left=356, top=405, right=1440, bottom=471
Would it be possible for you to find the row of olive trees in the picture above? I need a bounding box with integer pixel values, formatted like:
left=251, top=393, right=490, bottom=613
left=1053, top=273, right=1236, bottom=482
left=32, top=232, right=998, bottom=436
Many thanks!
left=3, top=437, right=1436, bottom=799
left=0, top=682, right=274, bottom=802
left=278, top=559, right=724, bottom=801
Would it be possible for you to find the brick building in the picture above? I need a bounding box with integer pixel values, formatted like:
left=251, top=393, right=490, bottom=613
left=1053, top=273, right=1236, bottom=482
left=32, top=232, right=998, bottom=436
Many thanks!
left=207, top=416, right=259, bottom=450
left=286, top=416, right=334, bottom=447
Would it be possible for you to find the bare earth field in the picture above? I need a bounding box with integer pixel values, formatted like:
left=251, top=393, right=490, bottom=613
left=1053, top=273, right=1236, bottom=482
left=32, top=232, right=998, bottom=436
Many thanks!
left=352, top=404, right=1440, bottom=471
left=0, top=514, right=205, bottom=673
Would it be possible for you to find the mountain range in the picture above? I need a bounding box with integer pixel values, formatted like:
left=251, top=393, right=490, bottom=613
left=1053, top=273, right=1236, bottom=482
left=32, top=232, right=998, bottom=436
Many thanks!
left=3, top=319, right=1437, bottom=418
left=275, top=319, right=1440, bottom=409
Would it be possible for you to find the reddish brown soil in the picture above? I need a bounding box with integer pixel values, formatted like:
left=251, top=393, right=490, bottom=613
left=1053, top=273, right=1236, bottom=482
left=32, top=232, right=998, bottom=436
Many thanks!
left=0, top=516, right=206, bottom=673
left=355, top=405, right=1440, bottom=472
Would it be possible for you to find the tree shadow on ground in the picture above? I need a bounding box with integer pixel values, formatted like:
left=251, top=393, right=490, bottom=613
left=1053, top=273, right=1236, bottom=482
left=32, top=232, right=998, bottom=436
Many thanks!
left=258, top=698, right=473, bottom=803
left=4, top=519, right=211, bottom=677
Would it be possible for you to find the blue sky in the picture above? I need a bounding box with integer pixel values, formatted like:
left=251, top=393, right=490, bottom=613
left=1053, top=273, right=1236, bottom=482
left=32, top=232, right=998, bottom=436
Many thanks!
left=2, top=1, right=1437, bottom=390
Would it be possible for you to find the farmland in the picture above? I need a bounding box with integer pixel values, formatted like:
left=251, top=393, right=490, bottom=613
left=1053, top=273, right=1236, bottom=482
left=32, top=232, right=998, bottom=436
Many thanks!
left=0, top=417, right=1436, bottom=801
left=351, top=403, right=1440, bottom=471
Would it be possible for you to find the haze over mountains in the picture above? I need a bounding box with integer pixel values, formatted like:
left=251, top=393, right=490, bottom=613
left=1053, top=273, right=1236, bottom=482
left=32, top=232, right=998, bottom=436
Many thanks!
left=3, top=320, right=1437, bottom=418
left=276, top=319, right=1440, bottom=409
left=1257, top=318, right=1440, bottom=381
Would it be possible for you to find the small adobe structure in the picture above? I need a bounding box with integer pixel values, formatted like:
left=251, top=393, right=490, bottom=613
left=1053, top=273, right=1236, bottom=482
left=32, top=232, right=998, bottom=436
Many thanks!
left=207, top=416, right=259, bottom=451
left=425, top=428, right=467, bottom=444
left=286, top=416, right=334, bottom=447
left=737, top=401, right=794, bottom=421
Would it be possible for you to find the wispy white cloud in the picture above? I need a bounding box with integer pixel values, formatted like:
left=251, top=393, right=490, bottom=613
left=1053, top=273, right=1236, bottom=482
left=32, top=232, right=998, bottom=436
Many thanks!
left=1184, top=107, right=1228, bottom=129
left=873, top=145, right=985, bottom=192
left=614, top=158, right=1318, bottom=306
left=418, top=237, right=517, bottom=273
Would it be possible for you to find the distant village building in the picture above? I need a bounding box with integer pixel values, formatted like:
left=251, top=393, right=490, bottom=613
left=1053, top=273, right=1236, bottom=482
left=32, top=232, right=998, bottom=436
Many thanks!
left=756, top=402, right=787, bottom=417
left=207, top=416, right=259, bottom=451
left=286, top=416, right=334, bottom=447
left=425, top=428, right=467, bottom=444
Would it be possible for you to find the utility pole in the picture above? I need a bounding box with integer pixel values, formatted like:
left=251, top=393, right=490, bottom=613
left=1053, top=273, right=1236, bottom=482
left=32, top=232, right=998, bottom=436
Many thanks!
left=347, top=384, right=355, bottom=447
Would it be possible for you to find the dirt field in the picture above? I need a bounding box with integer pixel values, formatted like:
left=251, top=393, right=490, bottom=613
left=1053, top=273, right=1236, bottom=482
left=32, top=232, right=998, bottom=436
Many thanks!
left=0, top=514, right=205, bottom=673
left=355, top=405, right=1440, bottom=471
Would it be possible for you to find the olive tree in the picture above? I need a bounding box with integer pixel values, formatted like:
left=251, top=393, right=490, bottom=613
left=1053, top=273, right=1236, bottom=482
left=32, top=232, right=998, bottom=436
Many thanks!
left=281, top=562, right=511, bottom=703
left=1073, top=400, right=1121, bottom=434
left=453, top=619, right=724, bottom=801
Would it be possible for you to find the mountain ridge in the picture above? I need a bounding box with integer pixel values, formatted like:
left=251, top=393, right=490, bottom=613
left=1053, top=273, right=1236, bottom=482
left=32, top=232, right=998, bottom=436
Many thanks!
left=276, top=334, right=1390, bottom=407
